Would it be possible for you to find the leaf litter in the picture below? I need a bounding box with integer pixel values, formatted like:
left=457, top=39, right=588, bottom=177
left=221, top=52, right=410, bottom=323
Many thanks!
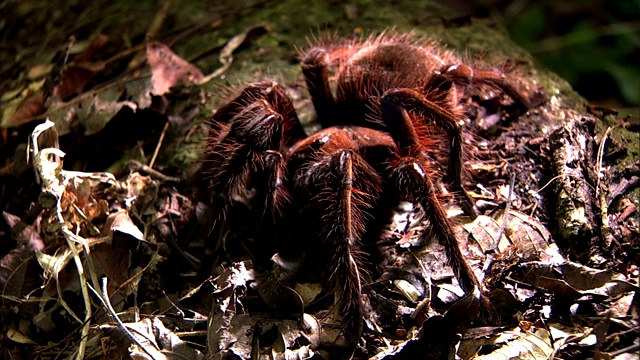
left=0, top=2, right=638, bottom=360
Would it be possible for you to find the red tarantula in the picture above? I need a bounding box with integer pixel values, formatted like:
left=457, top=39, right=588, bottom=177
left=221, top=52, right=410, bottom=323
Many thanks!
left=204, top=32, right=534, bottom=343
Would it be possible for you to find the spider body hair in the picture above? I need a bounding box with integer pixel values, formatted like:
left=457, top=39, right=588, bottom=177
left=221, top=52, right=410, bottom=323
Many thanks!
left=201, top=30, right=541, bottom=346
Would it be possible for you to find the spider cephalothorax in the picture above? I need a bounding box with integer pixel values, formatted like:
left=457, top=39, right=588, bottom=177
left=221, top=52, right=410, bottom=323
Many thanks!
left=203, top=32, right=536, bottom=343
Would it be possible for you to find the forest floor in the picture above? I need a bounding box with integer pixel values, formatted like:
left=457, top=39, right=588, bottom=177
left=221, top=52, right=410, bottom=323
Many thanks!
left=1, top=0, right=638, bottom=359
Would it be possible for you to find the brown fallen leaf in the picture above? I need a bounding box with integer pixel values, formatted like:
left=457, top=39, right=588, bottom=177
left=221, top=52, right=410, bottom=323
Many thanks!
left=104, top=210, right=145, bottom=241
left=0, top=212, right=45, bottom=299
left=1, top=89, right=46, bottom=128
left=46, top=76, right=152, bottom=136
left=54, top=34, right=111, bottom=100
left=147, top=41, right=205, bottom=96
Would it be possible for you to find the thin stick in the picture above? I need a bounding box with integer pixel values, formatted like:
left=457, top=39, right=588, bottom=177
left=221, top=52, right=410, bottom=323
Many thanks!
left=61, top=226, right=91, bottom=360
left=90, top=277, right=159, bottom=358
left=149, top=121, right=170, bottom=169
left=534, top=174, right=563, bottom=193
left=495, top=172, right=516, bottom=249
left=595, top=125, right=618, bottom=247
left=481, top=172, right=516, bottom=282
left=128, top=160, right=181, bottom=183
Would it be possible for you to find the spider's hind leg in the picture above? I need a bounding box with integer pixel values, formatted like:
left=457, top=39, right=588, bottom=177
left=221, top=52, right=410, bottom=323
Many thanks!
left=301, top=47, right=337, bottom=127
left=389, top=156, right=481, bottom=298
left=441, top=64, right=534, bottom=110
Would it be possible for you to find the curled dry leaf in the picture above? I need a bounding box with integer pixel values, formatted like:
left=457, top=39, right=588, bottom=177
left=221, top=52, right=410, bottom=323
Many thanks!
left=509, top=260, right=639, bottom=299
left=0, top=212, right=45, bottom=299
left=6, top=328, right=37, bottom=345
left=205, top=261, right=319, bottom=359
left=461, top=210, right=562, bottom=263
left=105, top=210, right=145, bottom=241
left=199, top=24, right=270, bottom=83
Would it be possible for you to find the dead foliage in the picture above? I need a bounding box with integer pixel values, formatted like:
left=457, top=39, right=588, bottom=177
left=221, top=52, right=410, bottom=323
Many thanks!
left=0, top=3, right=638, bottom=360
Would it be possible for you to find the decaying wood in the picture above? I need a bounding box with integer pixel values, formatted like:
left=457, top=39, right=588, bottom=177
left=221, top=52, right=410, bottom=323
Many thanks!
left=549, top=116, right=598, bottom=242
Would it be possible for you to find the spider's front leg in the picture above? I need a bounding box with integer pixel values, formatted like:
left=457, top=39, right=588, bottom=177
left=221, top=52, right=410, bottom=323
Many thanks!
left=285, top=136, right=382, bottom=342
left=202, top=81, right=303, bottom=275
left=381, top=88, right=479, bottom=218
left=381, top=100, right=482, bottom=300
left=211, top=80, right=307, bottom=145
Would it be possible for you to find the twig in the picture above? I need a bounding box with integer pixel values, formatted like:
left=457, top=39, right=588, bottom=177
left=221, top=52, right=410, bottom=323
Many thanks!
left=595, top=125, right=618, bottom=247
left=72, top=203, right=101, bottom=236
left=534, top=174, right=563, bottom=194
left=51, top=250, right=82, bottom=325
left=63, top=228, right=102, bottom=305
left=60, top=226, right=91, bottom=360
left=147, top=1, right=172, bottom=40
left=126, top=1, right=172, bottom=70
left=149, top=121, right=170, bottom=169
left=609, top=343, right=640, bottom=357
left=128, top=160, right=181, bottom=183
left=495, top=172, right=516, bottom=249
left=89, top=277, right=159, bottom=359
left=62, top=36, right=75, bottom=69
left=481, top=172, right=516, bottom=282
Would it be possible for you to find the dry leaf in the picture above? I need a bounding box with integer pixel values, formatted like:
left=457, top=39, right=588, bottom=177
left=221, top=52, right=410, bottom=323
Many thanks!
left=6, top=328, right=37, bottom=345
left=474, top=327, right=554, bottom=360
left=100, top=317, right=203, bottom=359
left=0, top=215, right=43, bottom=298
left=106, top=210, right=145, bottom=241
left=1, top=88, right=46, bottom=128
left=147, top=41, right=204, bottom=96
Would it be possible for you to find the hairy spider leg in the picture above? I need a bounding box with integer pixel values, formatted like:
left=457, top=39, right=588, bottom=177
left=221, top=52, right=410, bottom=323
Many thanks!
left=202, top=82, right=306, bottom=275
left=381, top=102, right=481, bottom=298
left=285, top=134, right=383, bottom=342
left=212, top=81, right=307, bottom=145
left=328, top=150, right=365, bottom=342
left=440, top=64, right=532, bottom=110
left=381, top=88, right=479, bottom=218
left=300, top=47, right=338, bottom=127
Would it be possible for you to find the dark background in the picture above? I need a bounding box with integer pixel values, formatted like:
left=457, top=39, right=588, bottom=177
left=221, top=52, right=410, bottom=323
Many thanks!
left=2, top=0, right=639, bottom=109
left=439, top=0, right=640, bottom=108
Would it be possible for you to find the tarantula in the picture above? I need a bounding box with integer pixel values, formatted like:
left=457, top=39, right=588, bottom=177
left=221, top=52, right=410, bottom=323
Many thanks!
left=203, top=32, right=534, bottom=343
